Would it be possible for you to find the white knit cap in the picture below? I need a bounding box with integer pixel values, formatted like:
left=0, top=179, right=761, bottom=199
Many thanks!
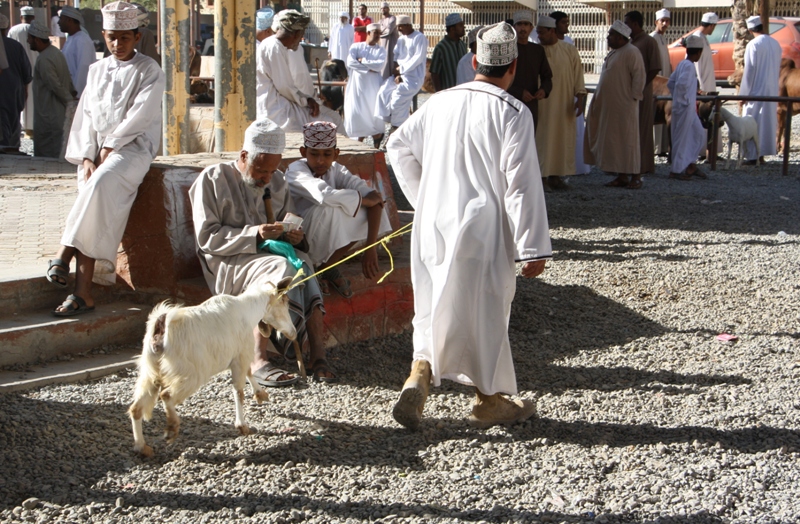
left=476, top=22, right=517, bottom=66
left=0, top=14, right=8, bottom=29
left=102, top=1, right=140, bottom=31
left=655, top=9, right=670, bottom=21
left=256, top=8, right=274, bottom=31
left=746, top=15, right=762, bottom=29
left=701, top=12, right=719, bottom=24
left=21, top=6, right=35, bottom=16
left=339, top=11, right=350, bottom=19
left=445, top=13, right=462, bottom=27
left=512, top=10, right=534, bottom=25
left=303, top=122, right=337, bottom=149
left=244, top=119, right=286, bottom=155
left=60, top=6, right=85, bottom=25
left=28, top=20, right=50, bottom=38
left=684, top=35, right=704, bottom=49
left=610, top=20, right=631, bottom=39
left=366, top=23, right=380, bottom=32
left=397, top=15, right=411, bottom=25
left=537, top=16, right=556, bottom=28
left=381, top=1, right=389, bottom=7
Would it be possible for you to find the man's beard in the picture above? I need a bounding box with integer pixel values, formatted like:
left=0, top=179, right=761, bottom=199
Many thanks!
left=242, top=169, right=264, bottom=199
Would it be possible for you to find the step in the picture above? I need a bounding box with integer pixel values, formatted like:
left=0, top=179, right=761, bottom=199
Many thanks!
left=0, top=272, right=131, bottom=314
left=0, top=347, right=139, bottom=392
left=0, top=301, right=150, bottom=367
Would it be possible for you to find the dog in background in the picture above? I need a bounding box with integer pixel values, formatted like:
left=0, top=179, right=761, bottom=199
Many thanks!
left=129, top=277, right=296, bottom=457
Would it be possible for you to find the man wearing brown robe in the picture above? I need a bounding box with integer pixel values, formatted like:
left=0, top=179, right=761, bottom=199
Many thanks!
left=508, top=10, right=552, bottom=130
left=584, top=21, right=645, bottom=189
left=625, top=10, right=661, bottom=185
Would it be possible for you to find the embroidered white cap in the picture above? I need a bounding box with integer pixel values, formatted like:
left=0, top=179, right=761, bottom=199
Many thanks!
left=60, top=6, right=85, bottom=25
left=21, top=6, right=35, bottom=16
left=701, top=12, right=719, bottom=24
left=610, top=20, right=631, bottom=39
left=476, top=22, right=517, bottom=66
left=28, top=20, right=50, bottom=38
left=684, top=35, right=704, bottom=49
left=655, top=9, right=670, bottom=21
left=339, top=11, right=349, bottom=19
left=537, top=16, right=556, bottom=28
left=445, top=13, right=462, bottom=27
left=102, top=1, right=140, bottom=31
left=256, top=8, right=274, bottom=31
left=303, top=122, right=338, bottom=149
left=397, top=15, right=412, bottom=25
left=244, top=119, right=286, bottom=155
left=746, top=15, right=762, bottom=29
left=366, top=23, right=380, bottom=32
left=512, top=10, right=534, bottom=25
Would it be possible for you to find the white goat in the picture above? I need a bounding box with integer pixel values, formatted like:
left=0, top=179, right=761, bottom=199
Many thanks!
left=129, top=277, right=297, bottom=457
left=713, top=106, right=760, bottom=170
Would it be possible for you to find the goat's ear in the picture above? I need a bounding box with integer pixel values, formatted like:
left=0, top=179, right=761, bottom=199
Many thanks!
left=257, top=320, right=272, bottom=338
left=277, top=276, right=293, bottom=292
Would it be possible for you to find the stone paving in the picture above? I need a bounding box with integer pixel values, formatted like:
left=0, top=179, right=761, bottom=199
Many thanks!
left=0, top=156, right=77, bottom=281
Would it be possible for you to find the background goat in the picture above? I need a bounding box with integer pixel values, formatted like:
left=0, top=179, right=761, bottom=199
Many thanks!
left=712, top=106, right=760, bottom=169
left=129, top=277, right=296, bottom=457
left=777, top=58, right=800, bottom=153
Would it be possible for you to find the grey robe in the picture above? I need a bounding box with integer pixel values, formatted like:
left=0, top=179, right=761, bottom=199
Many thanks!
left=32, top=45, right=75, bottom=158
left=189, top=160, right=324, bottom=354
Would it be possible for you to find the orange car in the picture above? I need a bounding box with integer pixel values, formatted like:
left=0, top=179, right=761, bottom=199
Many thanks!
left=668, top=17, right=800, bottom=84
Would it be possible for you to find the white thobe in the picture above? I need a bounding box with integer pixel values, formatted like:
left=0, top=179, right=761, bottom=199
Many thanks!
left=562, top=36, right=589, bottom=175
left=62, top=52, right=165, bottom=285
left=329, top=22, right=354, bottom=62
left=651, top=31, right=672, bottom=155
left=692, top=31, right=716, bottom=93
left=256, top=35, right=343, bottom=133
left=375, top=30, right=427, bottom=127
left=189, top=162, right=324, bottom=355
left=7, top=23, right=37, bottom=131
left=344, top=42, right=386, bottom=138
left=455, top=51, right=475, bottom=86
left=62, top=30, right=97, bottom=97
left=386, top=81, right=552, bottom=396
left=739, top=34, right=782, bottom=159
left=285, top=160, right=392, bottom=266
left=668, top=60, right=706, bottom=173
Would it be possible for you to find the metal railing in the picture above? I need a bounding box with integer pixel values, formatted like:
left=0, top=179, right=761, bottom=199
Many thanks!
left=655, top=94, right=798, bottom=177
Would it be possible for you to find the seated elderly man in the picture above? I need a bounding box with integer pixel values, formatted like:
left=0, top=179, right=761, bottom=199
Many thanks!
left=256, top=9, right=342, bottom=133
left=189, top=119, right=338, bottom=385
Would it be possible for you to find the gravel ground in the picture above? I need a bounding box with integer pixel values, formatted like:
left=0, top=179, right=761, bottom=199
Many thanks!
left=2, top=119, right=800, bottom=524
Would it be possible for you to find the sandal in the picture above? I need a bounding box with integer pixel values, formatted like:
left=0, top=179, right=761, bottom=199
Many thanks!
left=252, top=363, right=299, bottom=387
left=688, top=168, right=708, bottom=179
left=309, top=359, right=339, bottom=383
left=46, top=259, right=70, bottom=288
left=320, top=267, right=353, bottom=299
left=626, top=178, right=643, bottom=190
left=605, top=178, right=629, bottom=188
left=52, top=294, right=95, bottom=317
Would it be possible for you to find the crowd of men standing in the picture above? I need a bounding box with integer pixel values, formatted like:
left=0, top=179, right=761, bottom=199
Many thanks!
left=0, top=3, right=158, bottom=157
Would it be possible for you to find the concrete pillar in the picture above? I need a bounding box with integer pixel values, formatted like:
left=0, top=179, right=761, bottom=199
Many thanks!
left=160, top=0, right=191, bottom=155
left=214, top=0, right=256, bottom=152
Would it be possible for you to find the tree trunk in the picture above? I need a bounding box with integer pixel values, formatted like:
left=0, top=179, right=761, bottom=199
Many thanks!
left=729, top=0, right=755, bottom=88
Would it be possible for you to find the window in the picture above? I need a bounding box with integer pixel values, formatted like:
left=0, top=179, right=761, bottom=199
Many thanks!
left=707, top=23, right=730, bottom=44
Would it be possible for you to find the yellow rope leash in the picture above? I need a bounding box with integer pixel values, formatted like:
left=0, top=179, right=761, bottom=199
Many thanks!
left=281, top=221, right=414, bottom=295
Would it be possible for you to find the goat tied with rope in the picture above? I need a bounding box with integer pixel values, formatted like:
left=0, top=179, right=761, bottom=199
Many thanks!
left=129, top=277, right=296, bottom=457
left=713, top=106, right=760, bottom=169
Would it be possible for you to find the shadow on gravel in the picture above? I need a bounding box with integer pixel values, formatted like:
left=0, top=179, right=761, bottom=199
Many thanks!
left=552, top=237, right=696, bottom=264
left=86, top=486, right=729, bottom=523
left=543, top=172, right=800, bottom=236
